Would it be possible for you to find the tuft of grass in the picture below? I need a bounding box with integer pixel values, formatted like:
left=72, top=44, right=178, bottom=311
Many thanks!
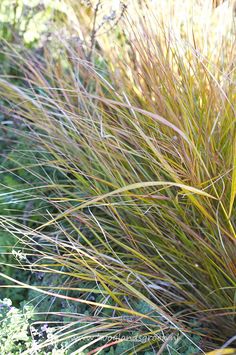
left=0, top=0, right=235, bottom=353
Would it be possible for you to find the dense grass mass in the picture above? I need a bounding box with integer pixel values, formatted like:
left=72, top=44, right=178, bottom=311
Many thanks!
left=0, top=0, right=236, bottom=353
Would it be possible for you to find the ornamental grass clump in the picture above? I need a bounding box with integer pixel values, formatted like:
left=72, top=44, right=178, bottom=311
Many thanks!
left=0, top=0, right=235, bottom=353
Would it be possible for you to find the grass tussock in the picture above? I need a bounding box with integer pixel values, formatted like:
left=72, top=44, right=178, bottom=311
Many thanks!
left=0, top=0, right=236, bottom=353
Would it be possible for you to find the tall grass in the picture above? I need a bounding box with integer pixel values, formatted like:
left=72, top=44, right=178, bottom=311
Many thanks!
left=0, top=0, right=235, bottom=353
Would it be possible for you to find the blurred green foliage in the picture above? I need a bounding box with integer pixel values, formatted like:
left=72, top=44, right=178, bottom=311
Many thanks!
left=0, top=129, right=55, bottom=303
left=0, top=0, right=73, bottom=46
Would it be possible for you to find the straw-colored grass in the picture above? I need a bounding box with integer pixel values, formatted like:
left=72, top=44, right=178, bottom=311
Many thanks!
left=0, top=0, right=235, bottom=353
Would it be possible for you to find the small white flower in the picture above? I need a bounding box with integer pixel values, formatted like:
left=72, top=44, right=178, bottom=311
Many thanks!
left=12, top=249, right=27, bottom=261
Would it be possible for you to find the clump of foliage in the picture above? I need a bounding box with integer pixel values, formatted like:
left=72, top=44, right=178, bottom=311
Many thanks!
left=0, top=298, right=69, bottom=354
left=0, top=0, right=236, bottom=354
left=0, top=298, right=35, bottom=354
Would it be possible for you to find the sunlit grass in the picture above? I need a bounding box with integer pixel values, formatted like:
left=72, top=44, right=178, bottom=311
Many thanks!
left=0, top=0, right=235, bottom=353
